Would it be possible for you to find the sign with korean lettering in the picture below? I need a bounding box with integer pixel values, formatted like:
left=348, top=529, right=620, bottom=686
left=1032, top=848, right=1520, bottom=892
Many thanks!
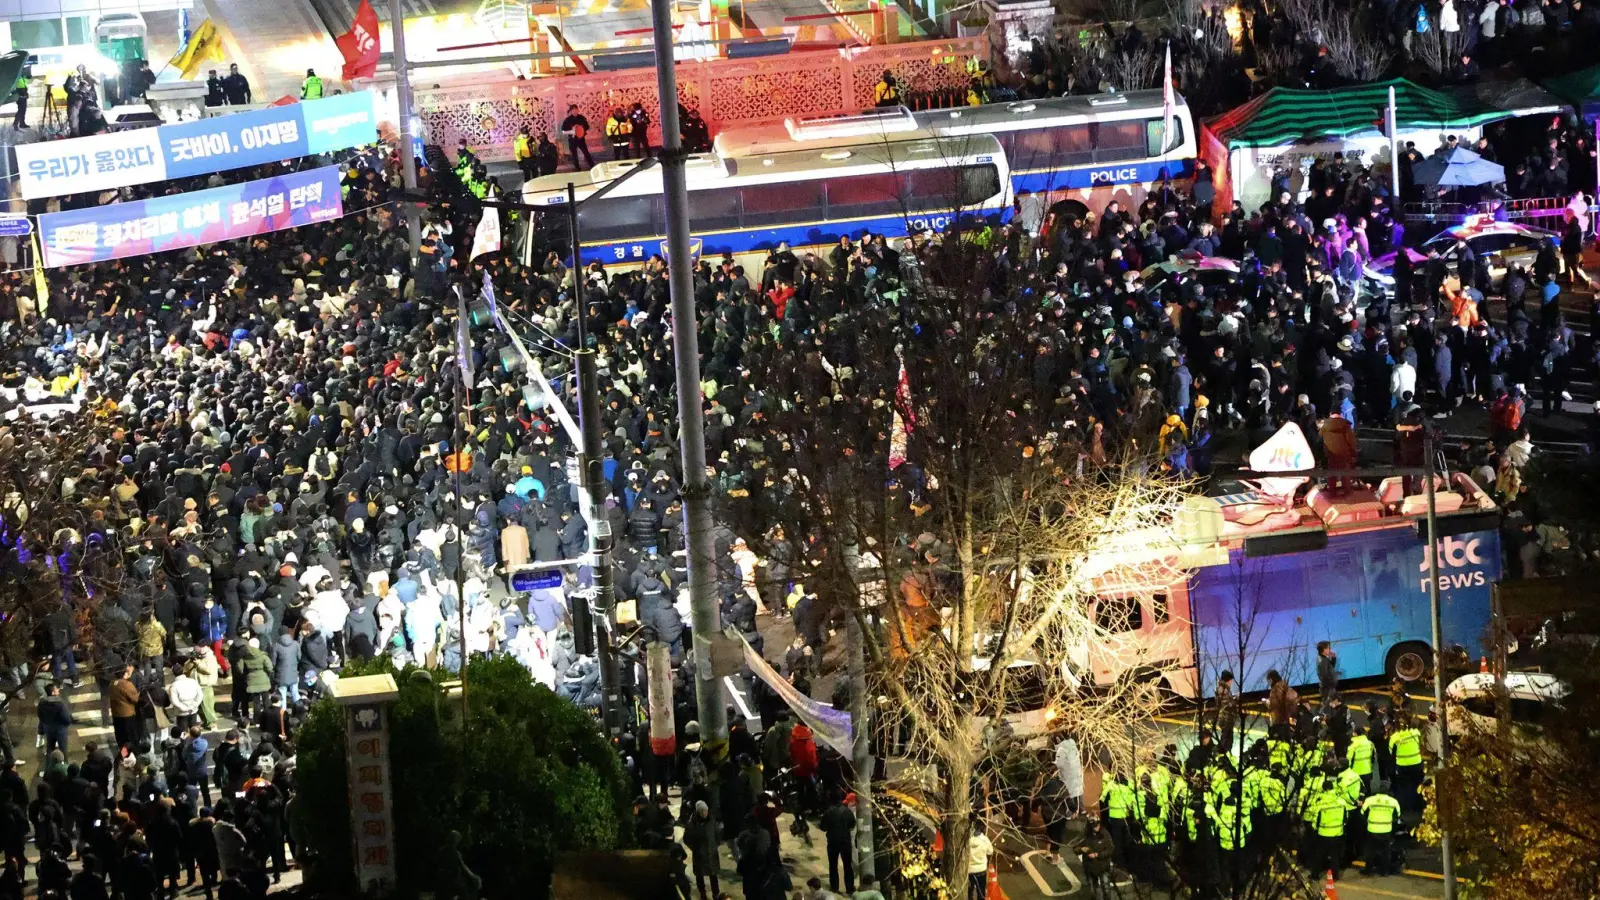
left=37, top=165, right=343, bottom=268
left=16, top=92, right=378, bottom=200
left=14, top=128, right=167, bottom=201
left=346, top=701, right=398, bottom=892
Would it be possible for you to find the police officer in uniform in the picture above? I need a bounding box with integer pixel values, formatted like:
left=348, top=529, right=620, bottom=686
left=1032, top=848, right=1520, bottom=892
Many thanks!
left=1102, top=772, right=1135, bottom=873
left=1388, top=716, right=1425, bottom=814
left=10, top=71, right=27, bottom=129
left=1360, top=782, right=1403, bottom=876
left=873, top=70, right=900, bottom=107
left=513, top=127, right=534, bottom=181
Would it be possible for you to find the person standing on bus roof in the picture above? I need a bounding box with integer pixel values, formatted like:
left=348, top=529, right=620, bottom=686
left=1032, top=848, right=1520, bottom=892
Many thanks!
left=873, top=71, right=900, bottom=107
left=628, top=102, right=651, bottom=158
left=561, top=105, right=593, bottom=170
left=606, top=107, right=631, bottom=161
left=513, top=127, right=534, bottom=182
left=1316, top=641, right=1341, bottom=704
left=301, top=68, right=324, bottom=100
left=535, top=132, right=559, bottom=177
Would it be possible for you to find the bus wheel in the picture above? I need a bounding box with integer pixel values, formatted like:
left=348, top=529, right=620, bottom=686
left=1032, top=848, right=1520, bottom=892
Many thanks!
left=1049, top=199, right=1089, bottom=224
left=1386, top=642, right=1432, bottom=682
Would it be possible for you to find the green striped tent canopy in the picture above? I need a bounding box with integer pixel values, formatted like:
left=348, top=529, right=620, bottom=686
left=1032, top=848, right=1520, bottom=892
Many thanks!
left=1206, top=78, right=1508, bottom=149
left=1545, top=64, right=1600, bottom=111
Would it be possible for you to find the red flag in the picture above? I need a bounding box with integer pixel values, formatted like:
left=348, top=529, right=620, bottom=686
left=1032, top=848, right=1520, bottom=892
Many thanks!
left=336, top=0, right=381, bottom=81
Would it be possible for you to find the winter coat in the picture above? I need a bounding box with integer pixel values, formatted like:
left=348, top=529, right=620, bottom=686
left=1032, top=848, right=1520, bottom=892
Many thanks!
left=683, top=812, right=720, bottom=868
left=301, top=631, right=331, bottom=672
left=169, top=674, right=203, bottom=716
left=345, top=604, right=379, bottom=648
left=269, top=634, right=300, bottom=686
left=239, top=644, right=275, bottom=694
left=789, top=724, right=818, bottom=777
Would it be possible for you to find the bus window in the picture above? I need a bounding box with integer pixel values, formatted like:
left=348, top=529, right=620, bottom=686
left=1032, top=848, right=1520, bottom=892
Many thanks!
left=904, top=164, right=1001, bottom=209
left=1095, top=597, right=1144, bottom=633
left=1094, top=120, right=1146, bottom=163
left=1009, top=129, right=1056, bottom=170
left=687, top=187, right=741, bottom=233
left=1053, top=123, right=1095, bottom=166
left=825, top=173, right=904, bottom=218
left=1146, top=118, right=1184, bottom=156
left=740, top=181, right=824, bottom=228
left=1151, top=592, right=1169, bottom=624
left=579, top=195, right=660, bottom=241
left=955, top=164, right=1002, bottom=206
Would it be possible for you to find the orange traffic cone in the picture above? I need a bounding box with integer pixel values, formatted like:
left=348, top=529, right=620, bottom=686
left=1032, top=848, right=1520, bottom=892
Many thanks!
left=987, top=859, right=1008, bottom=900
left=1324, top=869, right=1340, bottom=899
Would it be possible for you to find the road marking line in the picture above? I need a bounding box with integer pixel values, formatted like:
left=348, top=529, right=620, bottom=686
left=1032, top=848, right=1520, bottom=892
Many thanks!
left=723, top=675, right=756, bottom=720
left=1350, top=860, right=1445, bottom=881
left=1018, top=850, right=1081, bottom=896
left=1331, top=880, right=1435, bottom=899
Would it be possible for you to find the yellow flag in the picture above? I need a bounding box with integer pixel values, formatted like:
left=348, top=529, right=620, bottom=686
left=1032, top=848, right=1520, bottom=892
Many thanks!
left=29, top=234, right=48, bottom=316
left=169, top=19, right=227, bottom=81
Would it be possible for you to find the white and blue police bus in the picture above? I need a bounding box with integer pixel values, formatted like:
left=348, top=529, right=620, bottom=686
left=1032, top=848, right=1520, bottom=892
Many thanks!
left=915, top=90, right=1197, bottom=222
left=521, top=131, right=1010, bottom=268
left=714, top=90, right=1197, bottom=226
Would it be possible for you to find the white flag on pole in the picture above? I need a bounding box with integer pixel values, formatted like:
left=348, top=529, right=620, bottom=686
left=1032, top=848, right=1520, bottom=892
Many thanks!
left=469, top=205, right=501, bottom=261
left=1161, top=42, right=1175, bottom=154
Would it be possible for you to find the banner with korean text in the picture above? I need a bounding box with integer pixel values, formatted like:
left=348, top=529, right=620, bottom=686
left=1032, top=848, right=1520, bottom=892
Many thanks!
left=15, top=92, right=377, bottom=201
left=38, top=166, right=343, bottom=268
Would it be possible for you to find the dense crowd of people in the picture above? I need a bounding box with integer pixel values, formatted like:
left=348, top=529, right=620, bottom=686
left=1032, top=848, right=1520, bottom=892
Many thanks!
left=0, top=37, right=1595, bottom=892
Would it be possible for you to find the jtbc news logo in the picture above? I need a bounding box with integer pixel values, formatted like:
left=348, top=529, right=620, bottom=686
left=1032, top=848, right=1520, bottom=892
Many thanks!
left=1418, top=536, right=1487, bottom=592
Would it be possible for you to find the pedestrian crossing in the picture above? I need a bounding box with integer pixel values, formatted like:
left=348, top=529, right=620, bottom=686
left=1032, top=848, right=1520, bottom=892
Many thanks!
left=16, top=669, right=247, bottom=758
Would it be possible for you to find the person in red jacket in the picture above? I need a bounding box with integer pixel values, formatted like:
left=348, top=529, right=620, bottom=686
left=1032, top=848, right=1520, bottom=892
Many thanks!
left=789, top=723, right=820, bottom=814
left=767, top=280, right=795, bottom=320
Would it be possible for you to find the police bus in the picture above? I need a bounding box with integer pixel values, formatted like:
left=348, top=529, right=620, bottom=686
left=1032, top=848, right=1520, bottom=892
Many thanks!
left=714, top=90, right=1198, bottom=227
left=521, top=132, right=1011, bottom=267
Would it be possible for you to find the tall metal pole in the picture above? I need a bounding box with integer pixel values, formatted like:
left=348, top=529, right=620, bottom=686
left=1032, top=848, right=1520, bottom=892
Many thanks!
left=1387, top=85, right=1401, bottom=206
left=451, top=294, right=471, bottom=728
left=568, top=182, right=624, bottom=740
left=848, top=614, right=875, bottom=880
left=651, top=0, right=727, bottom=753
left=1422, top=426, right=1456, bottom=900
left=391, top=0, right=421, bottom=257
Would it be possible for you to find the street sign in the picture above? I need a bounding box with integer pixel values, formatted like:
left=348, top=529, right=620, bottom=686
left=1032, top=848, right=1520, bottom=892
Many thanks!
left=0, top=215, right=32, bottom=237
left=510, top=568, right=564, bottom=592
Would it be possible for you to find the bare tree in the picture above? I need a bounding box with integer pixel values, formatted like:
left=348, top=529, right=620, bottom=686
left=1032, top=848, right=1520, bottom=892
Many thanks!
left=1173, top=553, right=1324, bottom=899
left=718, top=225, right=1193, bottom=889
left=1099, top=45, right=1162, bottom=92
left=1273, top=0, right=1395, bottom=82
left=1411, top=26, right=1475, bottom=79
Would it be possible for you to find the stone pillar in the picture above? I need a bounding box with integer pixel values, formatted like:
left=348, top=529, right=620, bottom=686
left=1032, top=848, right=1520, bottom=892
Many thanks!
left=328, top=674, right=401, bottom=895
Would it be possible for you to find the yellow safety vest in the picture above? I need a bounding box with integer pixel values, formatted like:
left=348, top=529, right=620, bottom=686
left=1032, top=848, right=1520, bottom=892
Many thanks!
left=1348, top=735, right=1375, bottom=776
left=1361, top=793, right=1401, bottom=835
left=1310, top=791, right=1347, bottom=838
left=1256, top=774, right=1286, bottom=814
left=302, top=75, right=324, bottom=99
left=1390, top=728, right=1423, bottom=767
left=1105, top=781, right=1134, bottom=819
left=1336, top=768, right=1363, bottom=806
left=606, top=117, right=630, bottom=140
left=874, top=81, right=899, bottom=104
left=513, top=135, right=532, bottom=161
left=1214, top=803, right=1249, bottom=851
left=1267, top=739, right=1290, bottom=770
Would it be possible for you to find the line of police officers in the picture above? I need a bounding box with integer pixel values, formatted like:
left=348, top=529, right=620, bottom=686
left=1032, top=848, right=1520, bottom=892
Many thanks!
left=1096, top=715, right=1425, bottom=894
